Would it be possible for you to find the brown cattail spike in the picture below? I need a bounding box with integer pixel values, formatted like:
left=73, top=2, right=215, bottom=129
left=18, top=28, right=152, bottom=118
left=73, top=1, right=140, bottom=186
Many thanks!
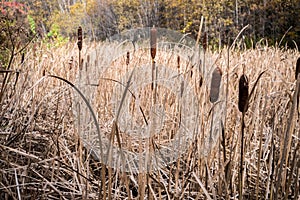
left=80, top=58, right=84, bottom=70
left=202, top=31, right=207, bottom=52
left=210, top=67, right=222, bottom=103
left=150, top=26, right=157, bottom=60
left=77, top=26, right=83, bottom=51
left=199, top=75, right=203, bottom=88
left=296, top=57, right=300, bottom=80
left=238, top=74, right=249, bottom=113
left=21, top=52, right=25, bottom=64
left=177, top=55, right=180, bottom=69
left=87, top=54, right=90, bottom=64
left=126, top=51, right=130, bottom=66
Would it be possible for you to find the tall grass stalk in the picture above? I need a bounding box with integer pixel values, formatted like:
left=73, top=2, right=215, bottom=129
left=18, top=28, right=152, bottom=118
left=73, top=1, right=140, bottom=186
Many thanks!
left=274, top=73, right=300, bottom=199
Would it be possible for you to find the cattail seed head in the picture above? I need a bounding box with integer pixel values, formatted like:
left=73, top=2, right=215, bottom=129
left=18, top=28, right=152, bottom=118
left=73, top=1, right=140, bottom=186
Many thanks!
left=150, top=26, right=157, bottom=60
left=86, top=55, right=90, bottom=71
left=77, top=26, right=83, bottom=51
left=296, top=57, right=300, bottom=80
left=177, top=55, right=180, bottom=69
left=210, top=67, right=222, bottom=103
left=202, top=31, right=207, bottom=52
left=199, top=75, right=203, bottom=88
left=238, top=74, right=249, bottom=113
left=21, top=52, right=25, bottom=64
left=126, top=51, right=130, bottom=66
left=87, top=54, right=90, bottom=64
left=79, top=58, right=83, bottom=70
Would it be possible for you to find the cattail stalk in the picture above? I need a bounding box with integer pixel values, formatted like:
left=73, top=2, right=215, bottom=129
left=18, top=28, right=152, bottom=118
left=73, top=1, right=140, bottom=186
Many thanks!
left=238, top=74, right=249, bottom=200
left=148, top=26, right=157, bottom=200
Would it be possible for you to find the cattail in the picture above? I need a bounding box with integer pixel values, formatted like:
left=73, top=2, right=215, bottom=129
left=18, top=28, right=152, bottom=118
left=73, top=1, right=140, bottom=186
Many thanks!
left=77, top=26, right=83, bottom=51
left=210, top=67, right=222, bottom=103
left=77, top=26, right=83, bottom=70
left=199, top=75, right=203, bottom=88
left=21, top=52, right=25, bottom=64
left=87, top=54, right=90, bottom=64
left=296, top=57, right=300, bottom=80
left=126, top=51, right=130, bottom=66
left=202, top=31, right=207, bottom=52
left=150, top=26, right=157, bottom=60
left=177, top=55, right=180, bottom=69
left=86, top=54, right=90, bottom=71
left=238, top=74, right=249, bottom=113
left=80, top=58, right=84, bottom=71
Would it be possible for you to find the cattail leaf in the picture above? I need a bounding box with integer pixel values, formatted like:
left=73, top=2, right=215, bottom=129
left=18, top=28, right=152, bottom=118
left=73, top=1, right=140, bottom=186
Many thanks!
left=150, top=27, right=157, bottom=60
left=296, top=57, right=300, bottom=80
left=248, top=71, right=266, bottom=101
left=47, top=75, right=103, bottom=159
left=238, top=74, right=249, bottom=113
left=210, top=67, right=222, bottom=103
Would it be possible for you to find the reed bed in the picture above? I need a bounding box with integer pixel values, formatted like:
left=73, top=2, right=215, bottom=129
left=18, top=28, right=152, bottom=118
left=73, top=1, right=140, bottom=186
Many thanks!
left=0, top=38, right=299, bottom=199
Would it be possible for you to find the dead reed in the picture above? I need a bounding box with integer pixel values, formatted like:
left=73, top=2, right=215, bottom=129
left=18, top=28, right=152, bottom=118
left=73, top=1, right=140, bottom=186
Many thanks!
left=0, top=37, right=299, bottom=199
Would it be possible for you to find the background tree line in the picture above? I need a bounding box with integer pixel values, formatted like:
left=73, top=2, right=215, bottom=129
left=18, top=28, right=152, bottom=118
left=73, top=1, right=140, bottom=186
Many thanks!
left=1, top=0, right=300, bottom=49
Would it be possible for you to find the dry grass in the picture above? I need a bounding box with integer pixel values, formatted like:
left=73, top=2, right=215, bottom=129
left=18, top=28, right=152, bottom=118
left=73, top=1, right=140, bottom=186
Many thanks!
left=0, top=39, right=299, bottom=199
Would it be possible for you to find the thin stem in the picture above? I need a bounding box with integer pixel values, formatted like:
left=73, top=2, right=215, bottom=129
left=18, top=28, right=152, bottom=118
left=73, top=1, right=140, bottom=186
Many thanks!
left=239, top=112, right=245, bottom=200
